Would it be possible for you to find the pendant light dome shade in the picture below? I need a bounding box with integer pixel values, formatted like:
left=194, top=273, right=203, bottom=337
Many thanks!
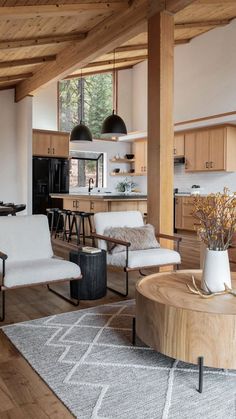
left=101, top=110, right=127, bottom=138
left=70, top=122, right=92, bottom=142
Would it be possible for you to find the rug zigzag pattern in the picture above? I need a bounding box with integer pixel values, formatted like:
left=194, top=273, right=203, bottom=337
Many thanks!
left=3, top=300, right=236, bottom=419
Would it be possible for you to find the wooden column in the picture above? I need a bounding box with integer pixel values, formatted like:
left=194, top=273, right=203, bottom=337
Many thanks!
left=147, top=11, right=174, bottom=244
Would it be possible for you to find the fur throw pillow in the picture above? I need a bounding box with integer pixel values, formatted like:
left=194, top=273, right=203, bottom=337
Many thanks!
left=104, top=224, right=160, bottom=254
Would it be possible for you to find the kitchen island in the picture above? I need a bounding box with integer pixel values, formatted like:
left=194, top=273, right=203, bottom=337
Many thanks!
left=50, top=193, right=147, bottom=214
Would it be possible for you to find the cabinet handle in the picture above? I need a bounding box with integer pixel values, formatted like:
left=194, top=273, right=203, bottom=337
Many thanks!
left=52, top=148, right=55, bottom=154
left=90, top=202, right=94, bottom=210
left=73, top=200, right=76, bottom=208
left=210, top=161, right=213, bottom=168
left=76, top=200, right=79, bottom=209
left=48, top=147, right=50, bottom=154
left=174, top=148, right=176, bottom=155
left=205, top=162, right=209, bottom=168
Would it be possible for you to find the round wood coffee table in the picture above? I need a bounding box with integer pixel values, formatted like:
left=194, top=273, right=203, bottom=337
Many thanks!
left=136, top=270, right=236, bottom=373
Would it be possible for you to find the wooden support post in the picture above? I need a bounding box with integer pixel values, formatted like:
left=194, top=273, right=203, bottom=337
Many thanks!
left=147, top=11, right=174, bottom=247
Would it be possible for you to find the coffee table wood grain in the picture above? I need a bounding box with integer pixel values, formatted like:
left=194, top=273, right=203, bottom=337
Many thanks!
left=136, top=270, right=236, bottom=369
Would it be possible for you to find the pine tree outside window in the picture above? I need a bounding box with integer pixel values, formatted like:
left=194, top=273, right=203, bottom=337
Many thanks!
left=58, top=73, right=113, bottom=138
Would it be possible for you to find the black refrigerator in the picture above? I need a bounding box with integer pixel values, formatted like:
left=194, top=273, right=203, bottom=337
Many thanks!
left=33, top=157, right=69, bottom=214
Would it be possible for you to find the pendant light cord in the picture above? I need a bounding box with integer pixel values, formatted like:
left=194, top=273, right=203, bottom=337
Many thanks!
left=80, top=68, right=84, bottom=124
left=113, top=49, right=116, bottom=114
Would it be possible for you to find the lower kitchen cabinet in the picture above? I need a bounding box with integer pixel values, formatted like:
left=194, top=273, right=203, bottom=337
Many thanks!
left=175, top=196, right=197, bottom=232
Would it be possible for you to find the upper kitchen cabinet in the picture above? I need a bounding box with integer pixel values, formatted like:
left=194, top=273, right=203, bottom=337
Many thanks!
left=174, top=133, right=185, bottom=157
left=133, top=139, right=147, bottom=174
left=33, top=129, right=69, bottom=158
left=184, top=125, right=236, bottom=172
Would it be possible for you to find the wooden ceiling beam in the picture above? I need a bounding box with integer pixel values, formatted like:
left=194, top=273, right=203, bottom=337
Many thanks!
left=0, top=55, right=56, bottom=69
left=175, top=38, right=191, bottom=44
left=175, top=19, right=231, bottom=29
left=115, top=37, right=190, bottom=52
left=166, top=0, right=196, bottom=13
left=0, top=73, right=33, bottom=82
left=0, top=33, right=87, bottom=50
left=65, top=65, right=134, bottom=79
left=149, top=0, right=196, bottom=16
left=85, top=55, right=148, bottom=68
left=0, top=3, right=129, bottom=20
left=115, top=44, right=148, bottom=52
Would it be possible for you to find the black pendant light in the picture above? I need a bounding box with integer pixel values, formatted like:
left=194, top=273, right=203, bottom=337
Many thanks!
left=70, top=69, right=92, bottom=142
left=101, top=50, right=127, bottom=139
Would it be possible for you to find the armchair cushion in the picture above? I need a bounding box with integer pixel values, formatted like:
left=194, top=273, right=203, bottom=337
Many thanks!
left=104, top=224, right=160, bottom=254
left=1, top=258, right=81, bottom=288
left=107, top=248, right=181, bottom=269
left=0, top=215, right=53, bottom=262
left=94, top=211, right=144, bottom=250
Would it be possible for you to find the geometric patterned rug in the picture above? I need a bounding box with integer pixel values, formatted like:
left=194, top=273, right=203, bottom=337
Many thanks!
left=2, top=300, right=236, bottom=419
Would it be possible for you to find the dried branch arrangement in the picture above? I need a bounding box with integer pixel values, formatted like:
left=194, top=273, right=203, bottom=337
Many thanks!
left=192, top=188, right=236, bottom=250
left=187, top=275, right=236, bottom=299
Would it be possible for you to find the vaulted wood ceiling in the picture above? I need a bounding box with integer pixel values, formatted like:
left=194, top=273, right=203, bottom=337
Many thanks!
left=0, top=0, right=235, bottom=99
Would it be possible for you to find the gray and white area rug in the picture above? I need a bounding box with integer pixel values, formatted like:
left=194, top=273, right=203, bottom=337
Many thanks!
left=2, top=300, right=236, bottom=419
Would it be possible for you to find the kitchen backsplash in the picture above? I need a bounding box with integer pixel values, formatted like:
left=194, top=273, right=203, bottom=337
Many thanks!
left=174, top=164, right=236, bottom=194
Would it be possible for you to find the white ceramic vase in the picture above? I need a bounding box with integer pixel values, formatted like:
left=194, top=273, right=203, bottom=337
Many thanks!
left=201, top=249, right=231, bottom=292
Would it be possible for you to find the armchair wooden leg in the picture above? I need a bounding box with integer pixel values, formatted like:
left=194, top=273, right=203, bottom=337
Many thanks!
left=107, top=270, right=129, bottom=297
left=47, top=285, right=79, bottom=306
left=0, top=288, right=5, bottom=322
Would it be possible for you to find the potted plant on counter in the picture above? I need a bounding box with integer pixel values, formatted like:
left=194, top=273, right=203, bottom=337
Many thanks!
left=192, top=188, right=236, bottom=292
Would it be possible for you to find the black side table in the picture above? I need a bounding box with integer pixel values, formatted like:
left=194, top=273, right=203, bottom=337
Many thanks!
left=69, top=250, right=107, bottom=300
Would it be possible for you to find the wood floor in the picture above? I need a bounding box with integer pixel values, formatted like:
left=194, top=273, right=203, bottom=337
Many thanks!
left=0, top=232, right=200, bottom=418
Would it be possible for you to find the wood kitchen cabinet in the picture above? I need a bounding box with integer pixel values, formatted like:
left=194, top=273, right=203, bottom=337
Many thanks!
left=133, top=139, right=147, bottom=174
left=33, top=129, right=69, bottom=158
left=174, top=133, right=185, bottom=156
left=185, top=125, right=236, bottom=172
left=175, top=197, right=183, bottom=229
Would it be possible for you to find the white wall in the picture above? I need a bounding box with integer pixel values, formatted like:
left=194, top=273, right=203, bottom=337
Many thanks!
left=16, top=96, right=33, bottom=214
left=0, top=90, right=18, bottom=203
left=132, top=61, right=147, bottom=132
left=33, top=81, right=58, bottom=130
left=0, top=89, right=32, bottom=210
left=117, top=69, right=133, bottom=132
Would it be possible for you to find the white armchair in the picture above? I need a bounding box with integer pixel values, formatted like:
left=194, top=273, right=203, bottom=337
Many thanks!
left=92, top=211, right=181, bottom=296
left=0, top=215, right=81, bottom=321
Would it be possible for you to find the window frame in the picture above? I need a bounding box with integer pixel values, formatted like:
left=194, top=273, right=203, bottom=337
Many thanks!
left=57, top=69, right=117, bottom=133
left=70, top=153, right=104, bottom=189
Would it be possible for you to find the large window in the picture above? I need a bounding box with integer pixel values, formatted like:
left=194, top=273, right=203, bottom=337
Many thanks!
left=70, top=151, right=104, bottom=191
left=58, top=73, right=113, bottom=138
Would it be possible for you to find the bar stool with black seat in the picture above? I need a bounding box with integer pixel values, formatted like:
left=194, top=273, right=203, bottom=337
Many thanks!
left=54, top=209, right=72, bottom=241
left=68, top=211, right=94, bottom=245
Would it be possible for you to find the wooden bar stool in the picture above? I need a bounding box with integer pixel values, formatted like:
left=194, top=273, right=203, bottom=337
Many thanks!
left=54, top=209, right=72, bottom=241
left=46, top=208, right=59, bottom=236
left=68, top=211, right=94, bottom=246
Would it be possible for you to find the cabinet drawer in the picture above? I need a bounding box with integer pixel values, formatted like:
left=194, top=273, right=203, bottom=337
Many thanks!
left=182, top=216, right=196, bottom=231
left=63, top=199, right=78, bottom=210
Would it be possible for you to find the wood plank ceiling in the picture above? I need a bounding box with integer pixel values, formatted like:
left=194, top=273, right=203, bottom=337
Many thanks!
left=0, top=0, right=235, bottom=94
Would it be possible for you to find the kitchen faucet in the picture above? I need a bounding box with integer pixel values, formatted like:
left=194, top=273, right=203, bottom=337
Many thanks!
left=88, top=178, right=94, bottom=193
